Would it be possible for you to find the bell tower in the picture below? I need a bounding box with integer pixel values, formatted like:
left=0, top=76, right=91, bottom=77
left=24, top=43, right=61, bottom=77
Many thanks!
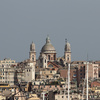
left=64, top=39, right=71, bottom=63
left=29, top=42, right=36, bottom=66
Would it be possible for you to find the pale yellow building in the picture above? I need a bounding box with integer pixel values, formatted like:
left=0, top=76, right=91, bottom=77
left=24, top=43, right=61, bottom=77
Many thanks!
left=55, top=93, right=82, bottom=100
left=28, top=94, right=40, bottom=100
left=0, top=58, right=17, bottom=66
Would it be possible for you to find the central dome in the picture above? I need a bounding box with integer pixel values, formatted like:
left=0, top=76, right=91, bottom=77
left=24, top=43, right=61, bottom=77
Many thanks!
left=41, top=36, right=56, bottom=53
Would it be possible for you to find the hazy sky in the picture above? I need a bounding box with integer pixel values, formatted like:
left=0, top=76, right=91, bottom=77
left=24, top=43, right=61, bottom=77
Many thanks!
left=0, top=0, right=100, bottom=62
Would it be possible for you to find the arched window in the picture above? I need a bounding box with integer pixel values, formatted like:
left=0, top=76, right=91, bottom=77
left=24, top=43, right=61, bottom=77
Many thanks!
left=99, top=71, right=100, bottom=77
left=32, top=55, right=34, bottom=61
left=54, top=55, right=56, bottom=60
left=48, top=55, right=50, bottom=60
left=67, top=55, right=69, bottom=61
left=46, top=75, right=49, bottom=78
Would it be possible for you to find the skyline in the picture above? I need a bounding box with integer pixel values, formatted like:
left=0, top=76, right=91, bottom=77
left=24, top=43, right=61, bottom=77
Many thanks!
left=0, top=0, right=100, bottom=62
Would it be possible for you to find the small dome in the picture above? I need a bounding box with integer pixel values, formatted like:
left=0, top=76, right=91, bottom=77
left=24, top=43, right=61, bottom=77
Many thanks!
left=41, top=36, right=56, bottom=53
left=65, top=42, right=71, bottom=52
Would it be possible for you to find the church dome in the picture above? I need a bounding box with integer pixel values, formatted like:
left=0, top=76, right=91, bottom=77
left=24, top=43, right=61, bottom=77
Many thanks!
left=41, top=36, right=56, bottom=53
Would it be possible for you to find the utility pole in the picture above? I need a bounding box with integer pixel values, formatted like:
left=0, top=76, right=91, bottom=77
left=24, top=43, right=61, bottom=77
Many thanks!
left=68, top=63, right=70, bottom=100
left=64, top=65, right=67, bottom=100
left=42, top=92, right=45, bottom=100
left=87, top=54, right=89, bottom=100
left=87, top=62, right=89, bottom=100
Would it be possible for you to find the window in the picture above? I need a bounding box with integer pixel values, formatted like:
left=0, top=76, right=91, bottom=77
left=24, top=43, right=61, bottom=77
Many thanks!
left=54, top=55, right=56, bottom=60
left=67, top=55, right=69, bottom=61
left=73, top=74, right=76, bottom=77
left=40, top=59, right=42, bottom=63
left=62, top=96, right=64, bottom=98
left=48, top=55, right=50, bottom=60
left=50, top=71, right=52, bottom=73
left=77, top=62, right=79, bottom=64
left=32, top=55, right=34, bottom=61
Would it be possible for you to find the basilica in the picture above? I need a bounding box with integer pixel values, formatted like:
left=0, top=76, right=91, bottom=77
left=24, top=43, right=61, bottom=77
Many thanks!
left=29, top=36, right=71, bottom=68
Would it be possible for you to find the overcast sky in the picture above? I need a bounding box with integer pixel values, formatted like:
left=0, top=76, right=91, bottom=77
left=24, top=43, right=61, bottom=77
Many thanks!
left=0, top=0, right=100, bottom=62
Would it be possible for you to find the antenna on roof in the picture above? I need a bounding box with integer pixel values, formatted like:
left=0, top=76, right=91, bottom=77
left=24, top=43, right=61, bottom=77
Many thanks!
left=87, top=53, right=89, bottom=62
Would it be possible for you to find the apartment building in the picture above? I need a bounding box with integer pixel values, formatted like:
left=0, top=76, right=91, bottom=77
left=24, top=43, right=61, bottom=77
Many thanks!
left=0, top=58, right=17, bottom=66
left=0, top=64, right=16, bottom=86
left=77, top=62, right=98, bottom=86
